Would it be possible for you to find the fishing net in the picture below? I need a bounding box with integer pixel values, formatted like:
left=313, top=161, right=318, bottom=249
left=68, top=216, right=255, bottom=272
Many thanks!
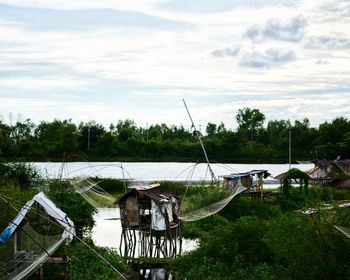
left=62, top=162, right=131, bottom=209
left=179, top=177, right=247, bottom=222
left=179, top=185, right=246, bottom=222
left=70, top=162, right=247, bottom=221
left=70, top=177, right=118, bottom=208
left=334, top=225, right=350, bottom=239
left=332, top=161, right=350, bottom=177
left=63, top=162, right=132, bottom=181
left=0, top=222, right=64, bottom=280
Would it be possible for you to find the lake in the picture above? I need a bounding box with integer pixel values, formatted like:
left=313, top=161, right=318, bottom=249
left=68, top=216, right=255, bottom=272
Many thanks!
left=31, top=162, right=313, bottom=183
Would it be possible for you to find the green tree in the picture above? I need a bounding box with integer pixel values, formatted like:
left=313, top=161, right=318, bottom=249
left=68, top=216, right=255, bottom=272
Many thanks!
left=95, top=132, right=116, bottom=157
left=10, top=119, right=35, bottom=157
left=318, top=117, right=350, bottom=145
left=11, top=119, right=34, bottom=145
left=217, top=122, right=226, bottom=134
left=236, top=108, right=265, bottom=141
left=48, top=182, right=96, bottom=239
left=34, top=119, right=78, bottom=158
left=171, top=125, right=192, bottom=141
left=0, top=162, right=42, bottom=190
left=316, top=117, right=350, bottom=159
left=0, top=121, right=12, bottom=157
left=291, top=118, right=315, bottom=161
left=78, top=121, right=106, bottom=151
left=206, top=122, right=217, bottom=137
left=266, top=120, right=290, bottom=147
left=113, top=119, right=141, bottom=143
left=147, top=124, right=163, bottom=141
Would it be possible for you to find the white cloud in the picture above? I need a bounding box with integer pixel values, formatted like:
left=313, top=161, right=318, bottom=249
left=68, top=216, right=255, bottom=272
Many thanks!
left=244, top=15, right=307, bottom=42
left=211, top=46, right=240, bottom=58
left=322, top=0, right=350, bottom=17
left=239, top=48, right=296, bottom=68
left=0, top=0, right=349, bottom=129
left=304, top=35, right=350, bottom=49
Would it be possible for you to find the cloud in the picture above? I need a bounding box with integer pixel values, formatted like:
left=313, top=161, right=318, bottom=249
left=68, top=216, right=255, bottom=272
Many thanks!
left=239, top=48, right=296, bottom=68
left=322, top=0, right=350, bottom=17
left=211, top=46, right=240, bottom=58
left=0, top=0, right=349, bottom=129
left=316, top=60, right=329, bottom=65
left=244, top=15, right=307, bottom=42
left=304, top=35, right=350, bottom=49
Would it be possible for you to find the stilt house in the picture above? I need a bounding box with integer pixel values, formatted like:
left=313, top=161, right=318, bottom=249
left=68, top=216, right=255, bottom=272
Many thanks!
left=115, top=184, right=181, bottom=231
left=115, top=185, right=182, bottom=258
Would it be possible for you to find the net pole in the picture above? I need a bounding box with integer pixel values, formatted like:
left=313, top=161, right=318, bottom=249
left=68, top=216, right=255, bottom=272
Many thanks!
left=183, top=99, right=217, bottom=183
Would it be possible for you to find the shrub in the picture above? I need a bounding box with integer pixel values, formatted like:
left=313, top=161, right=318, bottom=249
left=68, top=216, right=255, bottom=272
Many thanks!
left=68, top=241, right=127, bottom=280
left=0, top=183, right=37, bottom=229
left=0, top=162, right=42, bottom=189
left=91, top=178, right=128, bottom=194
left=47, top=181, right=96, bottom=238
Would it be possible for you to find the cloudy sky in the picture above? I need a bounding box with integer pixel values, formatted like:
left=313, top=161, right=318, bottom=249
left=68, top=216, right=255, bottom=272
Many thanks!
left=0, top=0, right=349, bottom=129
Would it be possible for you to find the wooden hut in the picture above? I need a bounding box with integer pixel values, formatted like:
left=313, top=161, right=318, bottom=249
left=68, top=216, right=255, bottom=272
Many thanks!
left=115, top=184, right=182, bottom=258
left=307, top=159, right=350, bottom=188
left=220, top=170, right=270, bottom=200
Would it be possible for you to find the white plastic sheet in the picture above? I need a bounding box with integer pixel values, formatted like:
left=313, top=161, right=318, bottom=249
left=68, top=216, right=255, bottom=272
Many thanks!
left=0, top=191, right=75, bottom=244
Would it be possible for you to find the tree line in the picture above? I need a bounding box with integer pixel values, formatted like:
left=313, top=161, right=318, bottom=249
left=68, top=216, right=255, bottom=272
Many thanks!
left=0, top=107, right=349, bottom=163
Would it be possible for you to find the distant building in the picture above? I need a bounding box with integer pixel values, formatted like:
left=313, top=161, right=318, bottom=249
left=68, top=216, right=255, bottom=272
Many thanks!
left=307, top=160, right=350, bottom=188
left=220, top=170, right=270, bottom=193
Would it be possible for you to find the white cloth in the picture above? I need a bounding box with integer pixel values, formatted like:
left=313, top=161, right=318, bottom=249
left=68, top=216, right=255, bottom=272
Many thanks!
left=151, top=200, right=166, bottom=231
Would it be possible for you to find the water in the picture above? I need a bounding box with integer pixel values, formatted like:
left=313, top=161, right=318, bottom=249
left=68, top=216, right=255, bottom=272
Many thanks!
left=32, top=162, right=314, bottom=183
left=92, top=208, right=198, bottom=256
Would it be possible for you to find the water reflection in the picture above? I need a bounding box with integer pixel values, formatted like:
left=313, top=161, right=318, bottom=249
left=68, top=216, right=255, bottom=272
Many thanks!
left=120, top=226, right=183, bottom=259
left=92, top=208, right=198, bottom=257
left=129, top=266, right=176, bottom=280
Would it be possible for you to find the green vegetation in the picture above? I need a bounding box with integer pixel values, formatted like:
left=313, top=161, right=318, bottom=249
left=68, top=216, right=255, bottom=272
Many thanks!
left=68, top=241, right=126, bottom=280
left=47, top=182, right=97, bottom=238
left=1, top=109, right=350, bottom=163
left=281, top=168, right=310, bottom=199
left=172, top=187, right=350, bottom=280
left=0, top=162, right=42, bottom=189
left=1, top=162, right=350, bottom=279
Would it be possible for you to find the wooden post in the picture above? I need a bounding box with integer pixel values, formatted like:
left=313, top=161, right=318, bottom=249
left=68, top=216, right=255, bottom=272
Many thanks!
left=64, top=241, right=68, bottom=280
left=39, top=265, right=44, bottom=280
left=289, top=127, right=292, bottom=170
left=13, top=231, right=17, bottom=256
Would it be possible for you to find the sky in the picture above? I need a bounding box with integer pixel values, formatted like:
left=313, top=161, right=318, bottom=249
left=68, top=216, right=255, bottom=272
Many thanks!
left=0, top=0, right=349, bottom=130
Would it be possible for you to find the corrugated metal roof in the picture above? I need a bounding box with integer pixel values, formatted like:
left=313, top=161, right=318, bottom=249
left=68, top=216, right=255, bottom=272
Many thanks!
left=220, top=170, right=270, bottom=179
left=115, top=186, right=180, bottom=205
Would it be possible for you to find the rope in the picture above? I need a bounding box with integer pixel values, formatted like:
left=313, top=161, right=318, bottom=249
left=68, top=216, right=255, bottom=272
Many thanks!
left=0, top=194, right=127, bottom=280
left=0, top=209, right=67, bottom=279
